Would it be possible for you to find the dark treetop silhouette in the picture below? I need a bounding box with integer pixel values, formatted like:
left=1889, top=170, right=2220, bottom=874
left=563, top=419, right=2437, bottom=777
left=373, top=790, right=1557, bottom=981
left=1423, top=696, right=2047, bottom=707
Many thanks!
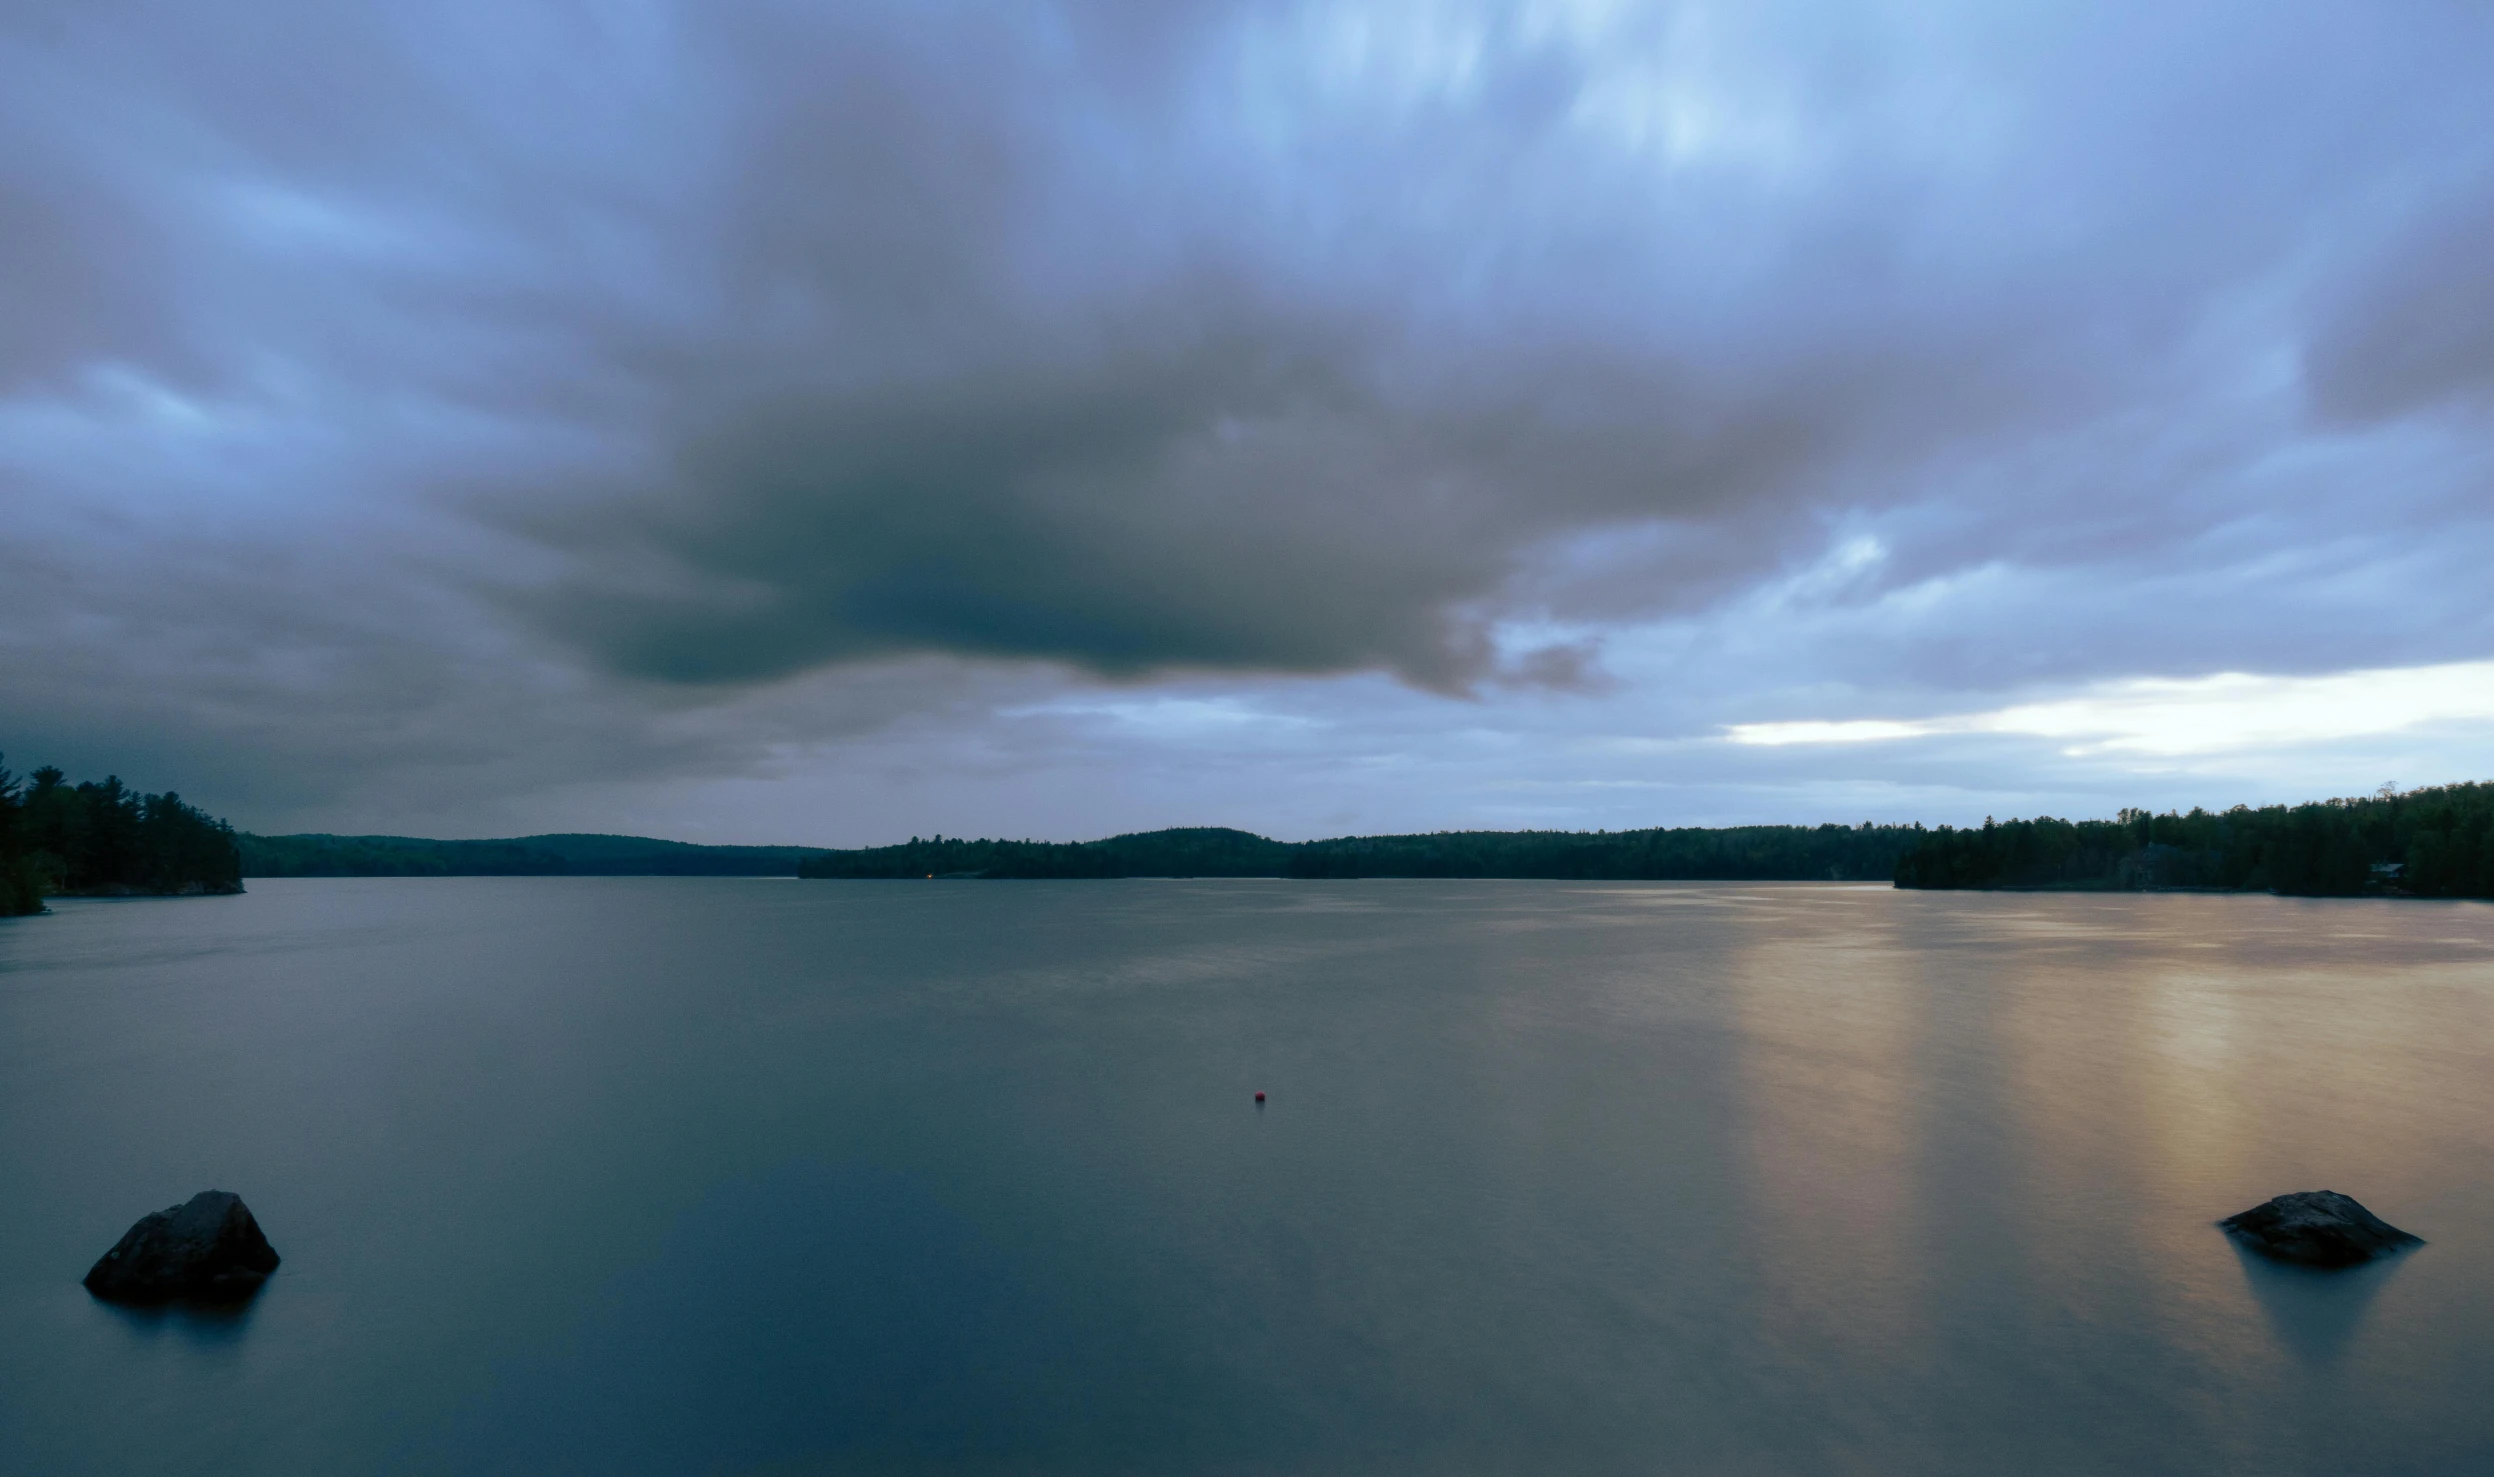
left=1891, top=782, right=2494, bottom=898
left=236, top=832, right=832, bottom=879
left=0, top=755, right=242, bottom=916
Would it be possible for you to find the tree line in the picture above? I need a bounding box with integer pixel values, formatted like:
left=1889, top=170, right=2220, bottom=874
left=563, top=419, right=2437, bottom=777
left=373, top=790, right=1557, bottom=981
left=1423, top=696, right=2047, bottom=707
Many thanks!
left=1891, top=782, right=2494, bottom=898
left=237, top=832, right=830, bottom=877
left=795, top=823, right=1924, bottom=881
left=10, top=749, right=2488, bottom=907
left=0, top=755, right=244, bottom=915
left=806, top=787, right=2494, bottom=897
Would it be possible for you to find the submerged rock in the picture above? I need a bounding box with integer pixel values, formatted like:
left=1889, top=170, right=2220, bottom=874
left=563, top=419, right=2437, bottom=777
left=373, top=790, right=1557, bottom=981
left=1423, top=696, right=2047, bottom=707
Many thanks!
left=83, top=1190, right=281, bottom=1303
left=2220, top=1190, right=2421, bottom=1268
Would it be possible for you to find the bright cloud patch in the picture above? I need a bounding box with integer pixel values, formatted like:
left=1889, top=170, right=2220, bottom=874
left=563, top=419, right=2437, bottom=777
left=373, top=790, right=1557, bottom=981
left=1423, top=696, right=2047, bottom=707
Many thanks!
left=1728, top=662, right=2494, bottom=756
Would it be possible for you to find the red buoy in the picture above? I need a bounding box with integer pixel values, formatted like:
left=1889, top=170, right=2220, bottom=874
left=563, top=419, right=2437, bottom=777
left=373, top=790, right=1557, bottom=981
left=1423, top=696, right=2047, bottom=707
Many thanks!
left=1254, top=1091, right=1266, bottom=1103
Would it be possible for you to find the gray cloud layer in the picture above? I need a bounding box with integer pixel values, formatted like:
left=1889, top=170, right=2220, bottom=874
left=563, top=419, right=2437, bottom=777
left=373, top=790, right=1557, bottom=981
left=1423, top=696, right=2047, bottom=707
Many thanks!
left=4, top=0, right=2493, bottom=834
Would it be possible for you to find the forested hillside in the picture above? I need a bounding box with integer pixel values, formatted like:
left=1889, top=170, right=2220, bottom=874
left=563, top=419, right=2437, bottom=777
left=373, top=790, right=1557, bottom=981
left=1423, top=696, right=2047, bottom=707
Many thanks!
left=0, top=755, right=244, bottom=915
left=1893, top=783, right=2494, bottom=898
left=796, top=823, right=1921, bottom=881
left=1287, top=824, right=1918, bottom=880
left=238, top=832, right=831, bottom=877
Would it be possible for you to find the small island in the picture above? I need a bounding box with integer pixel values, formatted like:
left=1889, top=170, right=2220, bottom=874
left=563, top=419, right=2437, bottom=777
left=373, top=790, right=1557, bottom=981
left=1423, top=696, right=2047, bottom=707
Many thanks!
left=0, top=755, right=244, bottom=917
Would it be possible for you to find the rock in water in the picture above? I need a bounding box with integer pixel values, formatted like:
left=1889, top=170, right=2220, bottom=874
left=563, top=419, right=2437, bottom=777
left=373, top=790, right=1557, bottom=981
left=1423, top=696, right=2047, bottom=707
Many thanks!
left=83, top=1191, right=281, bottom=1302
left=2220, top=1190, right=2422, bottom=1268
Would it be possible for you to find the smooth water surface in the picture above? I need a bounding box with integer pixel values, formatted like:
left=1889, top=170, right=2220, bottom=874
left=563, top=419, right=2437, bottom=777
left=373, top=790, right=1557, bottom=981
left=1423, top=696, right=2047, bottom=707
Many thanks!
left=4, top=878, right=2493, bottom=1473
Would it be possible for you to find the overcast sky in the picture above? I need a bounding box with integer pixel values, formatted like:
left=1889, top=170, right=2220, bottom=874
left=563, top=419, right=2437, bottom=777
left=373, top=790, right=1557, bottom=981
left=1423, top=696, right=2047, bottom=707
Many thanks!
left=4, top=0, right=2492, bottom=844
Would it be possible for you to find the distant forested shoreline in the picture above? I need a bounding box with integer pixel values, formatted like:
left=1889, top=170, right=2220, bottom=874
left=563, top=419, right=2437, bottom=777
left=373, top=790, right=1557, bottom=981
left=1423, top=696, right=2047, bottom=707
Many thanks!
left=795, top=823, right=1923, bottom=881
left=798, top=784, right=2494, bottom=899
left=0, top=755, right=244, bottom=915
left=236, top=832, right=832, bottom=878
left=234, top=823, right=1920, bottom=883
left=11, top=751, right=2492, bottom=912
left=1891, top=782, right=2494, bottom=899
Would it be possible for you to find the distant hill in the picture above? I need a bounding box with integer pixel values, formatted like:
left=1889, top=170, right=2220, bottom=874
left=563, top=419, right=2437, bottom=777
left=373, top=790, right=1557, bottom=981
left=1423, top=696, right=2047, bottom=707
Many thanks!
left=796, top=823, right=1922, bottom=881
left=238, top=832, right=831, bottom=878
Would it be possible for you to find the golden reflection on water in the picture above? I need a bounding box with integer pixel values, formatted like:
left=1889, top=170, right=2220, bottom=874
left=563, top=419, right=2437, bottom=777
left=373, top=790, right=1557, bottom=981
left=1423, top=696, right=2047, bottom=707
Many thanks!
left=1725, top=890, right=1931, bottom=1375
left=1714, top=889, right=2494, bottom=1456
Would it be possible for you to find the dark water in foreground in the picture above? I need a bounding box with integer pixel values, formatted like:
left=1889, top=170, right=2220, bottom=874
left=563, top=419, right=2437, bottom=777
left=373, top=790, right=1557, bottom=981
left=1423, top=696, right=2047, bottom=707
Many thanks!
left=5, top=879, right=2493, bottom=1474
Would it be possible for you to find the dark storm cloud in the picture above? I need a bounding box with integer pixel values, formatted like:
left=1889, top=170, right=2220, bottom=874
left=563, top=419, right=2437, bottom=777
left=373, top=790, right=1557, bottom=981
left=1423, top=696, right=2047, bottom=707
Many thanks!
left=523, top=311, right=2039, bottom=688
left=489, top=0, right=2122, bottom=690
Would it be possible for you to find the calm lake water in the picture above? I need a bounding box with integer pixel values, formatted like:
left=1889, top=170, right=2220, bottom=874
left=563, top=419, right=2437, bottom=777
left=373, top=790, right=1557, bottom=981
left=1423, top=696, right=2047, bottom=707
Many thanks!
left=4, top=878, right=2493, bottom=1474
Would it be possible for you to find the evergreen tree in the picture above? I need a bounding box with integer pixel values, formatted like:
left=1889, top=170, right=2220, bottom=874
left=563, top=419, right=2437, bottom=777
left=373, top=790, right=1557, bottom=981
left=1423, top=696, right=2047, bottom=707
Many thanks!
left=0, top=753, right=243, bottom=914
